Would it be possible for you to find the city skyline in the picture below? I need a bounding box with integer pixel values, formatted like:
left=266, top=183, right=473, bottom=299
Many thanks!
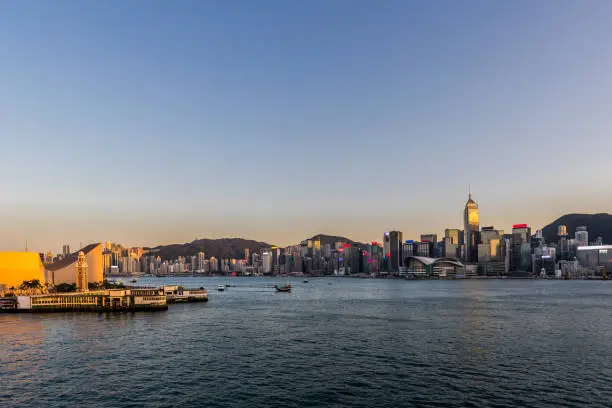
left=2, top=1, right=612, bottom=250
left=11, top=194, right=608, bottom=254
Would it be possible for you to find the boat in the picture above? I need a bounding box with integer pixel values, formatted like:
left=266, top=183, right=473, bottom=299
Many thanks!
left=303, top=279, right=309, bottom=283
left=130, top=279, right=137, bottom=283
left=162, top=285, right=208, bottom=303
left=275, top=284, right=292, bottom=292
left=217, top=284, right=225, bottom=292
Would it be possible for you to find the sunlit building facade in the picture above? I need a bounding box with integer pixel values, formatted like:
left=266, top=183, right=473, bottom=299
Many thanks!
left=463, top=193, right=480, bottom=263
left=45, top=243, right=104, bottom=285
left=0, top=252, right=46, bottom=290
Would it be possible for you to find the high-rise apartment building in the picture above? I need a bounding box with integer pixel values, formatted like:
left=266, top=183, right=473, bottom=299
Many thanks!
left=262, top=252, right=272, bottom=274
left=511, top=224, right=531, bottom=271
left=62, top=245, right=71, bottom=257
left=384, top=231, right=403, bottom=273
left=444, top=229, right=460, bottom=245
left=197, top=252, right=206, bottom=271
left=314, top=237, right=321, bottom=257
left=463, top=193, right=480, bottom=263
left=420, top=234, right=438, bottom=243
left=575, top=226, right=588, bottom=247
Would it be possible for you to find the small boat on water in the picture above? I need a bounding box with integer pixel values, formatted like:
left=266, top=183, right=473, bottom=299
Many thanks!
left=217, top=284, right=225, bottom=292
left=303, top=279, right=309, bottom=283
left=275, top=284, right=292, bottom=292
left=130, top=279, right=137, bottom=283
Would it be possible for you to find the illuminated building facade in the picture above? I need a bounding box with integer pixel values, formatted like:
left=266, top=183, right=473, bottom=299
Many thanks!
left=0, top=252, right=46, bottom=290
left=463, top=193, right=480, bottom=263
left=45, top=243, right=104, bottom=285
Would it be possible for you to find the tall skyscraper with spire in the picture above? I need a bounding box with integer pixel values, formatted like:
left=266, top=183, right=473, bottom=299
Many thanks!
left=463, top=193, right=480, bottom=263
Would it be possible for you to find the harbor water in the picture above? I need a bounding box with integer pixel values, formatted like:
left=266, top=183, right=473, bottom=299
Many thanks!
left=2, top=278, right=612, bottom=407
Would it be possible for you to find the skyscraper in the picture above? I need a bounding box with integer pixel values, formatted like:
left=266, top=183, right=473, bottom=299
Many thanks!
left=444, top=229, right=460, bottom=245
left=62, top=245, right=71, bottom=257
left=511, top=224, right=531, bottom=271
left=420, top=234, right=437, bottom=243
left=463, top=193, right=480, bottom=262
left=384, top=231, right=403, bottom=273
left=262, top=252, right=272, bottom=274
left=575, top=226, right=588, bottom=247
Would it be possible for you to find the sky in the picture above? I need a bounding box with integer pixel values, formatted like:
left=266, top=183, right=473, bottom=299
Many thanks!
left=1, top=0, right=612, bottom=252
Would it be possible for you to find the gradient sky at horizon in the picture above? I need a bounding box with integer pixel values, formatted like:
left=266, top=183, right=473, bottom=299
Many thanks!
left=2, top=0, right=612, bottom=252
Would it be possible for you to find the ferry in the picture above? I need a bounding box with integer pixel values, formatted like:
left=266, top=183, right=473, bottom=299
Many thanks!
left=217, top=284, right=225, bottom=292
left=162, top=285, right=208, bottom=303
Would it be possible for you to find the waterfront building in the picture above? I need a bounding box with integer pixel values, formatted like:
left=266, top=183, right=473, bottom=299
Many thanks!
left=576, top=245, right=612, bottom=269
left=383, top=231, right=403, bottom=273
left=403, top=241, right=415, bottom=260
left=532, top=245, right=556, bottom=276
left=404, top=256, right=465, bottom=278
left=0, top=252, right=46, bottom=289
left=45, top=243, right=104, bottom=285
left=2, top=288, right=168, bottom=313
left=416, top=241, right=434, bottom=257
left=463, top=193, right=480, bottom=263
left=478, top=227, right=502, bottom=264
left=511, top=224, right=531, bottom=271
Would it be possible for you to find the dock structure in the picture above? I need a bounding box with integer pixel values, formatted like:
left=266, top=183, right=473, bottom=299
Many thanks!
left=0, top=288, right=168, bottom=313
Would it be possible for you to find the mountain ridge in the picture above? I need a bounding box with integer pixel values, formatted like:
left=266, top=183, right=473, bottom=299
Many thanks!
left=149, top=233, right=364, bottom=260
left=541, top=213, right=612, bottom=243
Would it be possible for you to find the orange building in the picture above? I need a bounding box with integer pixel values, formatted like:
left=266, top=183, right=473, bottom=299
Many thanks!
left=0, top=252, right=46, bottom=289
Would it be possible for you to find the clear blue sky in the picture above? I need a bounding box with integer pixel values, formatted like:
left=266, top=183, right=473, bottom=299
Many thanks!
left=2, top=0, right=612, bottom=251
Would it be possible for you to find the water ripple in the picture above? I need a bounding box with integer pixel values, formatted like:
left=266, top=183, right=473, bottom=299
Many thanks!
left=3, top=278, right=612, bottom=407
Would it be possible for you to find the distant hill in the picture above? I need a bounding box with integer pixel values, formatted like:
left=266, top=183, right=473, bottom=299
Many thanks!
left=308, top=234, right=367, bottom=249
left=150, top=238, right=271, bottom=260
left=148, top=234, right=367, bottom=260
left=541, top=213, right=612, bottom=244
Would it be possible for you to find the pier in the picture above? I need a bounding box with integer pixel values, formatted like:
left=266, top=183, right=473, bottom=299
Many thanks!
left=0, top=288, right=168, bottom=313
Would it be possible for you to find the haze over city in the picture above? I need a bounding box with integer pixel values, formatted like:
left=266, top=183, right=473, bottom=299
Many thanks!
left=2, top=0, right=612, bottom=251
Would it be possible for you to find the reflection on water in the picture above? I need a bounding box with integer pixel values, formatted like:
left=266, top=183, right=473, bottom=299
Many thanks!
left=3, top=278, right=612, bottom=407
